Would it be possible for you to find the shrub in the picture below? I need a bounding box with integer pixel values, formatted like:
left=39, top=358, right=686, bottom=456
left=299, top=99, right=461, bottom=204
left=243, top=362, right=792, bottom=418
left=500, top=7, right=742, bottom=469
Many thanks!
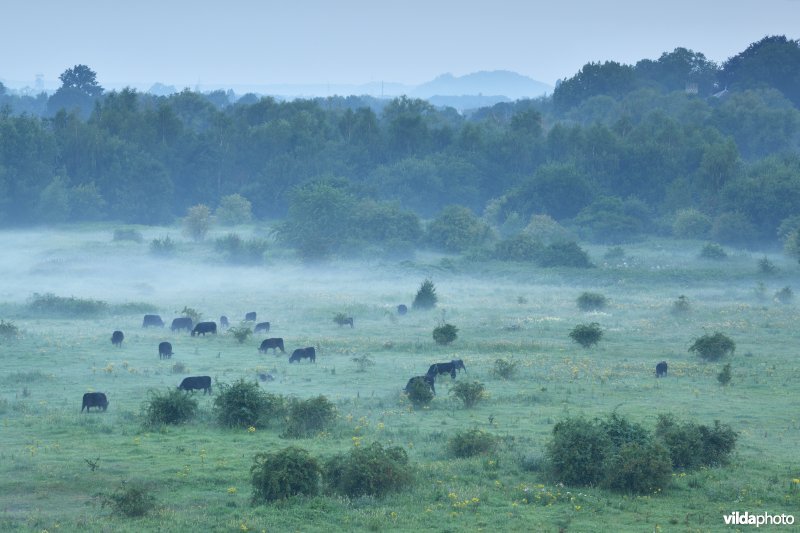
left=143, top=389, right=198, bottom=426
left=492, top=358, right=519, bottom=380
left=351, top=355, right=374, bottom=372
left=216, top=194, right=253, bottom=226
left=689, top=332, right=735, bottom=361
left=604, top=246, right=625, bottom=260
left=717, top=363, right=732, bottom=386
left=214, top=233, right=268, bottom=264
left=569, top=322, right=603, bottom=348
left=101, top=482, right=156, bottom=517
left=333, top=312, right=352, bottom=326
left=283, top=396, right=336, bottom=438
left=699, top=242, right=727, bottom=260
left=250, top=446, right=320, bottom=503
left=758, top=257, right=778, bottom=274
left=671, top=295, right=691, bottom=315
left=228, top=326, right=252, bottom=344
left=0, top=320, right=19, bottom=340
left=450, top=381, right=485, bottom=408
left=432, top=323, right=458, bottom=345
left=150, top=236, right=176, bottom=256
left=183, top=204, right=212, bottom=241
left=601, top=441, right=673, bottom=494
left=524, top=214, right=574, bottom=245
left=711, top=211, right=758, bottom=247
left=447, top=429, right=497, bottom=458
left=573, top=196, right=651, bottom=243
left=577, top=292, right=607, bottom=311
left=537, top=241, right=593, bottom=268
left=672, top=208, right=711, bottom=239
left=494, top=233, right=544, bottom=261
left=28, top=293, right=109, bottom=317
left=324, top=442, right=412, bottom=498
left=180, top=306, right=202, bottom=323
left=412, top=279, right=438, bottom=310
left=598, top=412, right=651, bottom=450
left=404, top=377, right=434, bottom=408
left=774, top=286, right=793, bottom=304
left=213, top=379, right=284, bottom=428
left=546, top=417, right=611, bottom=486
left=427, top=205, right=492, bottom=252
left=654, top=415, right=737, bottom=468
left=113, top=228, right=143, bottom=242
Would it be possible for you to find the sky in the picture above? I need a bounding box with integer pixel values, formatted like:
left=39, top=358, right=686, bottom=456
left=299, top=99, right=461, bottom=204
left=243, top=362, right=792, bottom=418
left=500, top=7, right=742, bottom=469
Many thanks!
left=1, top=0, right=798, bottom=92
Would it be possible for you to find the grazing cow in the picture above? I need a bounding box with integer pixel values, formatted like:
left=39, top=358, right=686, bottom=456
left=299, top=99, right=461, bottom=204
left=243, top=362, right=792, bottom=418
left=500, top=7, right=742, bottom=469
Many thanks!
left=397, top=304, right=408, bottom=315
left=219, top=316, right=229, bottom=328
left=81, top=392, right=109, bottom=412
left=191, top=322, right=217, bottom=336
left=404, top=374, right=436, bottom=396
left=289, top=347, right=316, bottom=363
left=111, top=330, right=124, bottom=347
left=254, top=322, right=271, bottom=334
left=178, top=376, right=212, bottom=394
left=159, top=341, right=173, bottom=359
left=171, top=317, right=193, bottom=332
left=245, top=312, right=256, bottom=322
left=142, top=314, right=164, bottom=328
left=427, top=359, right=467, bottom=380
left=259, top=338, right=285, bottom=354
left=656, top=361, right=668, bottom=378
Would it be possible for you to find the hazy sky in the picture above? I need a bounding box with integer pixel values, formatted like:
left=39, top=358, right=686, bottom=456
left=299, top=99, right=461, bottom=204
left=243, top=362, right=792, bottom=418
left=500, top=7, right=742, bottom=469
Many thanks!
left=2, top=0, right=798, bottom=90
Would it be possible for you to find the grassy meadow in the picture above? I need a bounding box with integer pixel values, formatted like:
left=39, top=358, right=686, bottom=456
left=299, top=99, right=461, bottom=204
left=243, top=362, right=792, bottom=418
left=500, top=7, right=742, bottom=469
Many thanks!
left=1, top=227, right=799, bottom=532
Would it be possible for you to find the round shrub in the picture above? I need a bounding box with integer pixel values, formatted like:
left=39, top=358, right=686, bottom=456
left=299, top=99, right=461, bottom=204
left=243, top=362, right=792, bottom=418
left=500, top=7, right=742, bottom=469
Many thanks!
left=699, top=242, right=727, bottom=260
left=569, top=322, right=603, bottom=348
left=447, top=429, right=497, bottom=458
left=774, top=286, right=793, bottom=304
left=250, top=446, right=320, bottom=503
left=426, top=205, right=492, bottom=253
left=216, top=193, right=253, bottom=226
left=450, top=380, right=486, bottom=408
left=228, top=326, right=252, bottom=344
left=412, top=279, right=438, bottom=310
left=432, top=323, right=458, bottom=345
left=671, top=295, right=691, bottom=315
left=717, top=363, right=732, bottom=386
left=213, top=379, right=285, bottom=428
left=143, top=388, right=199, bottom=426
left=283, top=395, right=336, bottom=438
left=654, top=414, right=738, bottom=469
left=601, top=441, right=673, bottom=494
left=493, top=233, right=544, bottom=262
left=324, top=442, right=412, bottom=498
left=688, top=332, right=735, bottom=361
left=537, top=241, right=593, bottom=268
left=492, top=358, right=519, bottom=380
left=577, top=292, right=607, bottom=311
left=404, top=377, right=434, bottom=408
left=711, top=211, right=758, bottom=247
left=0, top=320, right=19, bottom=340
left=101, top=483, right=156, bottom=517
left=546, top=417, right=611, bottom=486
left=672, top=208, right=711, bottom=239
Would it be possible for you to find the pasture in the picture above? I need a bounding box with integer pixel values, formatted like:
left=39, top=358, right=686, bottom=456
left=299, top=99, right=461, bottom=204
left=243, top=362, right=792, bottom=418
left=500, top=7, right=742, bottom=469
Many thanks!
left=1, top=227, right=799, bottom=532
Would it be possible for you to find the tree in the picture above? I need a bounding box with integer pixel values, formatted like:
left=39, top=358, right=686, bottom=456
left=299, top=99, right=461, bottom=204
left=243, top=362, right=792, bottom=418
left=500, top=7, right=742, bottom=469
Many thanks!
left=47, top=65, right=103, bottom=118
left=426, top=205, right=491, bottom=252
left=720, top=35, right=800, bottom=107
left=183, top=204, right=212, bottom=241
left=215, top=193, right=252, bottom=225
left=58, top=65, right=104, bottom=97
left=635, top=47, right=719, bottom=95
left=553, top=61, right=636, bottom=111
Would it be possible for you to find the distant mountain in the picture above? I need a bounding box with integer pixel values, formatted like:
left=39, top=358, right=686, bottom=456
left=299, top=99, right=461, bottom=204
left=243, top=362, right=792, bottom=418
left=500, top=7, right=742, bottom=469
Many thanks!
left=411, top=70, right=552, bottom=100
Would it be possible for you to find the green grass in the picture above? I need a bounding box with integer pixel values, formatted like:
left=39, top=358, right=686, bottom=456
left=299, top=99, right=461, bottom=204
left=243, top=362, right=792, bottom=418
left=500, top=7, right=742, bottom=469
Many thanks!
left=0, top=228, right=799, bottom=531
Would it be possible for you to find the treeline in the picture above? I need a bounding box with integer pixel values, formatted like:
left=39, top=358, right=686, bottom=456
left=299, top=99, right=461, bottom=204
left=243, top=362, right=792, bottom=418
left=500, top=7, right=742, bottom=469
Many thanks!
left=1, top=35, right=799, bottom=252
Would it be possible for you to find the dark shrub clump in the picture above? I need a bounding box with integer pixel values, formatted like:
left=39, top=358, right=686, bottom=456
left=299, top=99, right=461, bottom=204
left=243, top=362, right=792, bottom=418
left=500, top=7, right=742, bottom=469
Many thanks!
left=283, top=395, right=337, bottom=438
left=569, top=322, right=603, bottom=348
left=654, top=415, right=738, bottom=469
left=577, top=292, right=608, bottom=311
left=251, top=446, right=320, bottom=503
left=324, top=442, right=413, bottom=498
left=412, top=279, right=438, bottom=310
left=405, top=377, right=434, bottom=408
left=101, top=483, right=156, bottom=517
left=213, top=379, right=285, bottom=428
left=447, top=429, right=498, bottom=458
left=688, top=332, right=735, bottom=361
left=432, top=323, right=458, bottom=345
left=450, top=381, right=486, bottom=408
left=143, top=389, right=198, bottom=426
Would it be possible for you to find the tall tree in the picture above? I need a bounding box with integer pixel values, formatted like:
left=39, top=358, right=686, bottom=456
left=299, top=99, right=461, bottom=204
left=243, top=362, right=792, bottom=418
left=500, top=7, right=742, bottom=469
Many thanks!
left=719, top=35, right=800, bottom=106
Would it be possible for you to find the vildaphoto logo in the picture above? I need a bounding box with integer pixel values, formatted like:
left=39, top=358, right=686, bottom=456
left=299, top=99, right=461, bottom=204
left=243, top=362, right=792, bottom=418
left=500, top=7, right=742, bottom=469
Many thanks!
left=723, top=512, right=795, bottom=527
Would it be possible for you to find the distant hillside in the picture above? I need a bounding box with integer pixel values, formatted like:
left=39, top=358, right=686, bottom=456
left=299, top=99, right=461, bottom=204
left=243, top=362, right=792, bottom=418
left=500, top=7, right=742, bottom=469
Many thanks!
left=411, top=70, right=552, bottom=100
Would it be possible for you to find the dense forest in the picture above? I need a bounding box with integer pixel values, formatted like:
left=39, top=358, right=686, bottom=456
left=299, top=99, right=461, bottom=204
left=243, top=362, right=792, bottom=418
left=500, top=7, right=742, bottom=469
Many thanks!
left=1, top=35, right=800, bottom=258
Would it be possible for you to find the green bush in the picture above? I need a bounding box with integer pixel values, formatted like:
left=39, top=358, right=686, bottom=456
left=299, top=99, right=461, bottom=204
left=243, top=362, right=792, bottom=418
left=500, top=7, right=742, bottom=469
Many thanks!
left=213, top=379, right=284, bottom=428
left=180, top=306, right=202, bottom=324
left=699, top=242, right=727, bottom=260
left=573, top=196, right=651, bottom=244
left=524, top=214, right=574, bottom=245
left=216, top=194, right=253, bottom=226
left=671, top=295, right=691, bottom=315
left=758, top=256, right=778, bottom=274
left=28, top=293, right=109, bottom=317
left=601, top=441, right=673, bottom=494
left=351, top=355, right=374, bottom=372
left=547, top=417, right=611, bottom=486
left=672, top=208, right=711, bottom=239
left=492, top=358, right=519, bottom=380
left=333, top=312, right=352, bottom=326
left=654, top=415, right=738, bottom=469
left=250, top=446, right=320, bottom=503
left=228, top=326, right=252, bottom=344
left=324, top=442, right=412, bottom=498
left=404, top=377, right=434, bottom=408
left=412, top=279, right=438, bottom=310
left=283, top=396, right=336, bottom=438
left=112, top=228, right=143, bottom=242
left=0, top=320, right=19, bottom=340
left=537, top=241, right=593, bottom=268
left=774, top=286, right=793, bottom=304
left=717, top=363, right=732, bottom=386
left=426, top=205, right=492, bottom=253
left=711, top=211, right=759, bottom=247
left=214, top=233, right=268, bottom=264
left=183, top=204, right=212, bottom=241
left=143, top=389, right=198, bottom=426
left=450, top=381, right=486, bottom=408
left=577, top=292, right=608, bottom=311
left=599, top=412, right=651, bottom=450
left=150, top=236, right=176, bottom=256
left=569, top=322, right=603, bottom=348
left=101, top=482, right=156, bottom=517
left=432, top=323, right=458, bottom=345
left=447, top=429, right=497, bottom=458
left=494, top=233, right=544, bottom=261
left=688, top=332, right=735, bottom=361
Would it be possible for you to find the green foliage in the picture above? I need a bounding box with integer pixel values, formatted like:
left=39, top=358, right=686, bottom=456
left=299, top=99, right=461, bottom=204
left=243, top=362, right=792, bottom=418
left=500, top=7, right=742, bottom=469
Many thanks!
left=671, top=295, right=691, bottom=315
left=784, top=230, right=800, bottom=263
left=547, top=417, right=612, bottom=486
left=577, top=292, right=608, bottom=311
left=758, top=257, right=778, bottom=274
left=447, top=429, right=497, bottom=458
left=601, top=441, right=673, bottom=494
left=412, top=279, right=438, bottom=310
left=672, top=208, right=712, bottom=238
left=213, top=233, right=268, bottom=264
left=183, top=204, right=212, bottom=241
left=688, top=332, right=735, bottom=361
left=774, top=286, right=793, bottom=304
left=333, top=312, right=351, bottom=326
left=180, top=307, right=202, bottom=323
left=228, top=326, right=252, bottom=344
left=0, top=320, right=19, bottom=339
left=351, top=355, right=374, bottom=372
left=493, top=233, right=544, bottom=261
left=427, top=205, right=492, bottom=253
left=450, top=381, right=486, bottom=408
left=101, top=482, right=156, bottom=517
left=250, top=447, right=320, bottom=503
left=215, top=194, right=252, bottom=225
left=150, top=236, right=176, bottom=257
left=537, top=241, right=593, bottom=268
left=213, top=379, right=284, bottom=428
left=573, top=196, right=651, bottom=243
left=324, top=442, right=412, bottom=498
left=112, top=228, right=143, bottom=243
left=432, top=323, right=458, bottom=345
left=28, top=293, right=109, bottom=317
left=699, top=242, right=727, bottom=260
left=569, top=322, right=603, bottom=348
left=143, top=389, right=198, bottom=426
left=523, top=214, right=574, bottom=244
left=654, top=414, right=738, bottom=468
left=492, top=358, right=519, bottom=380
left=711, top=212, right=759, bottom=247
left=717, top=363, right=732, bottom=386
left=404, top=377, right=434, bottom=408
left=553, top=61, right=636, bottom=110
left=283, top=396, right=336, bottom=438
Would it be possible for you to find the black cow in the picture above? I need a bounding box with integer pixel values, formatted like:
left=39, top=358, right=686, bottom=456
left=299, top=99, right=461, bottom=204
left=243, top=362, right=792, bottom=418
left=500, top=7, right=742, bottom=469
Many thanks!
left=191, top=322, right=217, bottom=336
left=142, top=314, right=164, bottom=328
left=159, top=341, right=173, bottom=359
left=178, top=376, right=212, bottom=394
left=289, top=347, right=316, bottom=363
left=111, top=330, right=124, bottom=347
left=259, top=338, right=285, bottom=354
left=245, top=312, right=257, bottom=322
left=81, top=392, right=109, bottom=412
left=656, top=361, right=668, bottom=378
left=171, top=317, right=193, bottom=332
left=427, top=359, right=467, bottom=380
left=340, top=317, right=354, bottom=328
left=254, top=322, right=271, bottom=334
left=404, top=375, right=436, bottom=396
left=397, top=304, right=408, bottom=315
left=220, top=316, right=229, bottom=328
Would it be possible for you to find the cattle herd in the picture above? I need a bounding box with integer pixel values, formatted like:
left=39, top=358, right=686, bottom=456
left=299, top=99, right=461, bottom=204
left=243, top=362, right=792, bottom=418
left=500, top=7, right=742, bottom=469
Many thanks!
left=85, top=308, right=671, bottom=412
